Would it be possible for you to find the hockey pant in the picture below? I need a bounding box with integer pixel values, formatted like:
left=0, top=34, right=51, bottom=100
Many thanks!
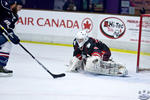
left=0, top=42, right=12, bottom=67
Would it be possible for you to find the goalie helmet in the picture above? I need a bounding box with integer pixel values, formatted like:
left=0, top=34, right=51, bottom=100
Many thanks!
left=75, top=30, right=89, bottom=48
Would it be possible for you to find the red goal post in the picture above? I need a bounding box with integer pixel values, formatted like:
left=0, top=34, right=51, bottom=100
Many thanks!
left=137, top=14, right=150, bottom=72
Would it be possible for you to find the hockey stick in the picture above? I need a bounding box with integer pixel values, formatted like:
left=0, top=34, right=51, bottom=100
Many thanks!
left=18, top=43, right=65, bottom=78
left=0, top=25, right=65, bottom=78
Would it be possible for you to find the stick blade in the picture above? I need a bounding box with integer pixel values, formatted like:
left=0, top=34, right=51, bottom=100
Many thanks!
left=52, top=73, right=66, bottom=78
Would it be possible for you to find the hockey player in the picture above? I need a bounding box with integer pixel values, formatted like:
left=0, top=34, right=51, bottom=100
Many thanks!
left=68, top=30, right=128, bottom=76
left=0, top=0, right=23, bottom=75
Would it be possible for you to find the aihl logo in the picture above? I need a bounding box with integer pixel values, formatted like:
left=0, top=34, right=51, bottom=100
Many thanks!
left=138, top=90, right=150, bottom=100
left=100, top=17, right=126, bottom=39
left=81, top=18, right=93, bottom=33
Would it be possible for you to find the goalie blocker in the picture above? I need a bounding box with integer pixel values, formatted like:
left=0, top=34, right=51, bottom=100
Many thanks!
left=67, top=30, right=128, bottom=77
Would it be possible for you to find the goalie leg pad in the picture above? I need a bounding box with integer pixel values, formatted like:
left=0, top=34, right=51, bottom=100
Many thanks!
left=84, top=56, right=128, bottom=76
left=84, top=56, right=104, bottom=74
left=102, top=61, right=128, bottom=76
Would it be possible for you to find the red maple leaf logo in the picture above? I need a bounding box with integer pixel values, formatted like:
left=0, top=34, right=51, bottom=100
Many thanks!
left=81, top=18, right=93, bottom=33
left=84, top=20, right=91, bottom=29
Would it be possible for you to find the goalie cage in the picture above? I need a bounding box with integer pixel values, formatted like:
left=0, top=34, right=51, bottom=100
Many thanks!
left=136, top=14, right=150, bottom=72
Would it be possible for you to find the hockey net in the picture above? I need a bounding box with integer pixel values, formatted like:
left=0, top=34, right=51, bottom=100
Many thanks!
left=137, top=14, right=150, bottom=72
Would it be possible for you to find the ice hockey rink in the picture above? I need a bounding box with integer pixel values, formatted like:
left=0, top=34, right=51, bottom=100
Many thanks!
left=0, top=42, right=150, bottom=100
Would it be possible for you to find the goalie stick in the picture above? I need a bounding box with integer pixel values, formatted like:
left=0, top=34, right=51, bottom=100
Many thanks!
left=0, top=25, right=65, bottom=78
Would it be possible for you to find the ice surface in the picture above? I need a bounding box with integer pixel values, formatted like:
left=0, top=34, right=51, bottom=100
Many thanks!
left=0, top=43, right=150, bottom=100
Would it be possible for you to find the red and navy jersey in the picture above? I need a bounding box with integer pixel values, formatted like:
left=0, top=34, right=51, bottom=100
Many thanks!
left=73, top=37, right=111, bottom=61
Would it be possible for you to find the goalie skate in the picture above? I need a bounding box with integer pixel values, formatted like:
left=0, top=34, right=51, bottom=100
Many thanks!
left=85, top=56, right=128, bottom=77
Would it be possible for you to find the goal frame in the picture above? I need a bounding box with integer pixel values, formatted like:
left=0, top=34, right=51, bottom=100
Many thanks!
left=136, top=14, right=150, bottom=72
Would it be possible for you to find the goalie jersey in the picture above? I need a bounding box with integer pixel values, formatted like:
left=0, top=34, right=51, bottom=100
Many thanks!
left=73, top=37, right=111, bottom=61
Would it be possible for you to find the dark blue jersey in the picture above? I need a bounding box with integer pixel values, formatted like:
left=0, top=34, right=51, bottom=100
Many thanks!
left=0, top=0, right=19, bottom=45
left=73, top=37, right=111, bottom=61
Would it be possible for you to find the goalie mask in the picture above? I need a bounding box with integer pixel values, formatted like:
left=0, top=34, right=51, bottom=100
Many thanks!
left=75, top=30, right=89, bottom=48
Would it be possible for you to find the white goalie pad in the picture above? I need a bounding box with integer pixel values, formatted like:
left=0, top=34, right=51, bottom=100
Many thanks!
left=67, top=57, right=83, bottom=72
left=84, top=56, right=128, bottom=77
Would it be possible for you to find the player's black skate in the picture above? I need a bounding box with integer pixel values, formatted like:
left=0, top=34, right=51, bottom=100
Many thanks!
left=0, top=67, right=13, bottom=77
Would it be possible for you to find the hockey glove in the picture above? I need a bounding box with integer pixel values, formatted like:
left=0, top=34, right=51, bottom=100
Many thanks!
left=7, top=29, right=20, bottom=44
